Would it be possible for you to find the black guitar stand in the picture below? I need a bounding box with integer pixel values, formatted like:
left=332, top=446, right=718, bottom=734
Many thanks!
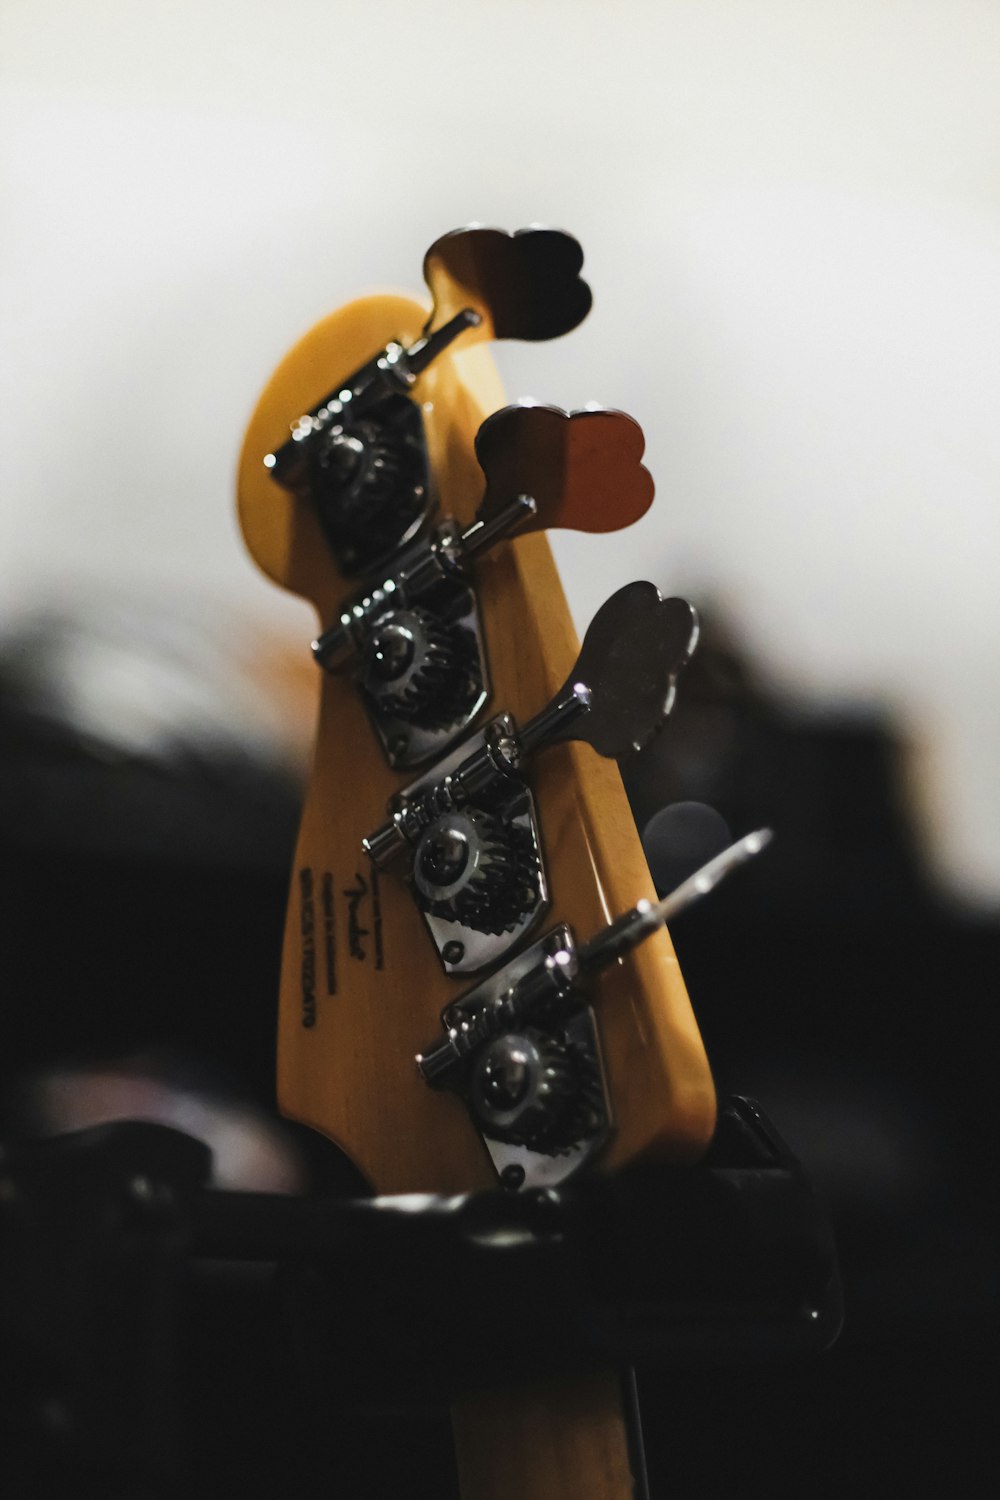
left=0, top=1096, right=841, bottom=1499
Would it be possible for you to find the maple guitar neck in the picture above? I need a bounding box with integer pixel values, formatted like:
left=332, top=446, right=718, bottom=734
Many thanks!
left=237, top=245, right=717, bottom=1497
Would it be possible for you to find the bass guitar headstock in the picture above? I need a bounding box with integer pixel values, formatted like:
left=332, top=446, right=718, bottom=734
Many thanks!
left=237, top=225, right=717, bottom=1198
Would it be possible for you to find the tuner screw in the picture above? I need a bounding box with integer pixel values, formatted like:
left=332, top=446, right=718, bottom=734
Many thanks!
left=490, top=732, right=520, bottom=771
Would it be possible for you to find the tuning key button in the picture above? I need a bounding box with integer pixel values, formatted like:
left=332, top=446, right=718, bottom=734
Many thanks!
left=422, top=226, right=591, bottom=347
left=473, top=404, right=653, bottom=538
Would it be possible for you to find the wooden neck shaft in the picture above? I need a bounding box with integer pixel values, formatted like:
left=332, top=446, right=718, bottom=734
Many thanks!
left=451, top=1368, right=641, bottom=1500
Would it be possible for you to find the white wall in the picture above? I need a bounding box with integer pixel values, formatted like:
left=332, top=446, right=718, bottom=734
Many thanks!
left=2, top=0, right=998, bottom=904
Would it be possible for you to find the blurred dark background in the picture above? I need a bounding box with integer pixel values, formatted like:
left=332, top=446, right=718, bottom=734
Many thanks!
left=5, top=3, right=999, bottom=1492
left=0, top=602, right=995, bottom=1497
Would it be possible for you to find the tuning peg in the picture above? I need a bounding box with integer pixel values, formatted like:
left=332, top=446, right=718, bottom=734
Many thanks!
left=263, top=229, right=593, bottom=578
left=267, top=227, right=592, bottom=480
left=360, top=582, right=698, bottom=972
left=519, top=582, right=698, bottom=760
left=419, top=832, right=771, bottom=1086
left=363, top=582, right=697, bottom=873
left=420, top=226, right=591, bottom=348
left=313, top=409, right=657, bottom=677
left=416, top=830, right=773, bottom=1142
left=470, top=404, right=654, bottom=538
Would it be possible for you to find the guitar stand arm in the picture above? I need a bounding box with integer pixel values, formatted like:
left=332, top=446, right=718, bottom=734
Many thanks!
left=0, top=1096, right=841, bottom=1485
left=242, top=1096, right=842, bottom=1400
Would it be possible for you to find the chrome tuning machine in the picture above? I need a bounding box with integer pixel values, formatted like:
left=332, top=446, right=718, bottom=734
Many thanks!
left=362, top=581, right=699, bottom=974
left=415, top=831, right=772, bottom=1190
left=312, top=404, right=655, bottom=769
left=263, top=226, right=592, bottom=576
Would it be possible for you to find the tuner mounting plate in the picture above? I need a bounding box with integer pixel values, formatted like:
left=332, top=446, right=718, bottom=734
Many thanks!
left=361, top=577, right=490, bottom=771
left=396, top=720, right=551, bottom=973
left=436, top=927, right=612, bottom=1189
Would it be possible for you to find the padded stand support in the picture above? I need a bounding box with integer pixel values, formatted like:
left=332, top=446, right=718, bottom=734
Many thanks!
left=0, top=1097, right=841, bottom=1497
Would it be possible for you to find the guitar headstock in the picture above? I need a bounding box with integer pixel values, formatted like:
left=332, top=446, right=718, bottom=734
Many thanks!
left=237, top=227, right=717, bottom=1195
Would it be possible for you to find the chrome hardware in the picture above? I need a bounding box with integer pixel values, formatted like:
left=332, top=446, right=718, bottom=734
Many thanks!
left=263, top=227, right=591, bottom=576
left=365, top=715, right=548, bottom=974
left=417, top=927, right=611, bottom=1189
left=309, top=503, right=526, bottom=768
left=311, top=499, right=534, bottom=674
left=269, top=395, right=433, bottom=578
left=312, top=403, right=655, bottom=769
left=415, top=831, right=772, bottom=1189
left=362, top=581, right=699, bottom=973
